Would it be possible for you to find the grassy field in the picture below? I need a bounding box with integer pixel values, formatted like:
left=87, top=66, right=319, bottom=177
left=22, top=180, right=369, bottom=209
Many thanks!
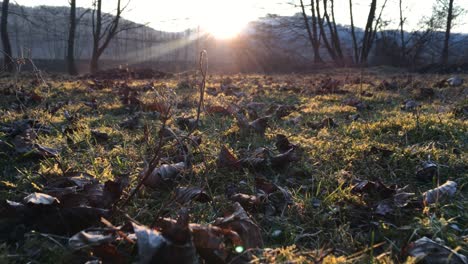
left=0, top=68, right=466, bottom=263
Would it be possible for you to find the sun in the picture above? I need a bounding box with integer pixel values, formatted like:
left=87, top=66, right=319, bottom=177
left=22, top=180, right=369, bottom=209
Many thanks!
left=203, top=18, right=247, bottom=39
left=198, top=0, right=253, bottom=39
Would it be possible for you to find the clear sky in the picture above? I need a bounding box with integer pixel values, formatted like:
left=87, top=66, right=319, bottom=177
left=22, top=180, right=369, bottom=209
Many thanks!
left=13, top=0, right=468, bottom=33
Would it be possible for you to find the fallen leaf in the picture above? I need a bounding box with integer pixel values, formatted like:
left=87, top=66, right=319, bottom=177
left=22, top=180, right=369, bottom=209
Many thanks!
left=275, top=134, right=296, bottom=153
left=423, top=181, right=457, bottom=205
left=23, top=193, right=59, bottom=205
left=142, top=162, right=186, bottom=189
left=249, top=117, right=269, bottom=135
left=217, top=146, right=240, bottom=169
left=69, top=229, right=117, bottom=250
left=407, top=237, right=467, bottom=264
left=91, top=130, right=110, bottom=142
left=175, top=187, right=212, bottom=204
left=447, top=76, right=464, bottom=87
left=176, top=117, right=199, bottom=131
left=416, top=161, right=438, bottom=181
left=214, top=202, right=264, bottom=249
left=206, top=105, right=231, bottom=116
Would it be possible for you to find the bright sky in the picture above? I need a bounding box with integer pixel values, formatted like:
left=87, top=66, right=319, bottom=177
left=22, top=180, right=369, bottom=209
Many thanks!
left=13, top=0, right=468, bottom=33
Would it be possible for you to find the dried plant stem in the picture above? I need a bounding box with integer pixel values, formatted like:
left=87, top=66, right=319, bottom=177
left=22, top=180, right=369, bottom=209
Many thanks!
left=120, top=114, right=170, bottom=207
left=195, top=50, right=208, bottom=127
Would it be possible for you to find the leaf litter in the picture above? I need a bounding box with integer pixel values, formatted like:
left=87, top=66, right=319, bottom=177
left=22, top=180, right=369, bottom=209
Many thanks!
left=0, top=70, right=466, bottom=263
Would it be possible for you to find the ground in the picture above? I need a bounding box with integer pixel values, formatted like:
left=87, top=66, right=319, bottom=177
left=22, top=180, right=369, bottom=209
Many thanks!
left=0, top=67, right=466, bottom=263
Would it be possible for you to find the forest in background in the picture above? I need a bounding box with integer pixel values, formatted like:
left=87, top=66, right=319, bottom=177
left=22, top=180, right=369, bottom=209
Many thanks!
left=0, top=1, right=467, bottom=74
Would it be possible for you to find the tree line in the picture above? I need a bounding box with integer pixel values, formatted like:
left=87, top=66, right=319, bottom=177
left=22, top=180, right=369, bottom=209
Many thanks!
left=0, top=0, right=466, bottom=75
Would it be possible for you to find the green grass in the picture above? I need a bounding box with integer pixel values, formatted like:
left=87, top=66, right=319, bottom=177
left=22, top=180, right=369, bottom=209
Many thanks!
left=0, top=69, right=466, bottom=263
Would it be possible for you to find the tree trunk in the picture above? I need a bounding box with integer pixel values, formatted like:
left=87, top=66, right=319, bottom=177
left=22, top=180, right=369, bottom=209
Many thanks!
left=299, top=0, right=322, bottom=63
left=90, top=0, right=122, bottom=73
left=360, top=0, right=377, bottom=64
left=67, top=0, right=78, bottom=75
left=329, top=0, right=343, bottom=61
left=349, top=0, right=359, bottom=64
left=399, top=0, right=405, bottom=61
left=315, top=0, right=337, bottom=63
left=441, top=0, right=454, bottom=64
left=310, top=0, right=321, bottom=63
left=1, top=0, right=13, bottom=72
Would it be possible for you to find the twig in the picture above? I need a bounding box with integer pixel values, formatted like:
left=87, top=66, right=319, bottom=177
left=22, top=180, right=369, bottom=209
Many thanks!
left=195, top=50, right=208, bottom=128
left=120, top=111, right=171, bottom=207
left=100, top=217, right=135, bottom=244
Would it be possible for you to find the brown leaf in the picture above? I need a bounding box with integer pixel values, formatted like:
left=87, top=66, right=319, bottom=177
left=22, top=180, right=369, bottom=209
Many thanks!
left=249, top=117, right=269, bottom=135
left=191, top=224, right=242, bottom=263
left=175, top=187, right=212, bottom=204
left=91, top=130, right=110, bottom=142
left=273, top=105, right=296, bottom=119
left=214, top=202, right=264, bottom=249
left=142, top=162, right=186, bottom=189
left=351, top=179, right=396, bottom=199
left=176, top=117, right=198, bottom=131
left=142, top=100, right=171, bottom=117
left=228, top=193, right=262, bottom=212
left=153, top=210, right=199, bottom=263
left=307, top=117, right=338, bottom=129
left=217, top=146, right=240, bottom=169
left=270, top=148, right=298, bottom=169
left=407, top=237, right=467, bottom=264
left=416, top=161, right=438, bottom=181
left=206, top=105, right=231, bottom=116
left=275, top=134, right=295, bottom=153
left=44, top=173, right=124, bottom=209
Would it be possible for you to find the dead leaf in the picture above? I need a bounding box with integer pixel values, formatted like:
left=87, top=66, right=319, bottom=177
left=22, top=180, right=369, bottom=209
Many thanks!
left=407, top=237, right=467, bottom=264
left=69, top=229, right=117, bottom=250
left=307, top=118, right=337, bottom=129
left=119, top=115, right=140, bottom=129
left=175, top=187, right=212, bottom=204
left=176, top=117, right=198, bottom=131
left=91, top=130, right=110, bottom=142
left=228, top=193, right=262, bottom=212
left=447, top=76, right=464, bottom=87
left=402, top=100, right=420, bottom=111
left=132, top=222, right=169, bottom=264
left=275, top=134, right=296, bottom=153
left=23, top=193, right=59, bottom=205
left=214, top=202, right=263, bottom=249
left=191, top=224, right=242, bottom=263
left=206, top=105, right=231, bottom=116
left=217, top=146, right=240, bottom=169
left=142, top=100, right=171, bottom=117
left=423, top=181, right=457, bottom=205
left=142, top=162, right=186, bottom=189
left=269, top=148, right=298, bottom=169
left=416, top=161, right=438, bottom=181
left=249, top=117, right=269, bottom=135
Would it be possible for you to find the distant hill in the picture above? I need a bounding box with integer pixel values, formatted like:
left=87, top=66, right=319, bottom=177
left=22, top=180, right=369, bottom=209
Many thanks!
left=0, top=2, right=467, bottom=73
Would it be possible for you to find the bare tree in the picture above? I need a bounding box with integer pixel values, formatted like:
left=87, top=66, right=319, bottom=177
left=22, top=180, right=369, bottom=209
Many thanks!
left=299, top=0, right=322, bottom=63
left=90, top=0, right=123, bottom=73
left=441, top=0, right=454, bottom=64
left=359, top=0, right=377, bottom=64
left=399, top=0, right=406, bottom=60
left=1, top=0, right=13, bottom=72
left=323, top=0, right=343, bottom=62
left=67, top=0, right=77, bottom=75
left=315, top=0, right=338, bottom=64
left=348, top=0, right=388, bottom=65
left=348, top=0, right=358, bottom=63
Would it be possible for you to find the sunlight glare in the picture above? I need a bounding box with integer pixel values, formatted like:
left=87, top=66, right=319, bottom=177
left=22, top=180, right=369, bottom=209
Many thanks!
left=198, top=0, right=253, bottom=39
